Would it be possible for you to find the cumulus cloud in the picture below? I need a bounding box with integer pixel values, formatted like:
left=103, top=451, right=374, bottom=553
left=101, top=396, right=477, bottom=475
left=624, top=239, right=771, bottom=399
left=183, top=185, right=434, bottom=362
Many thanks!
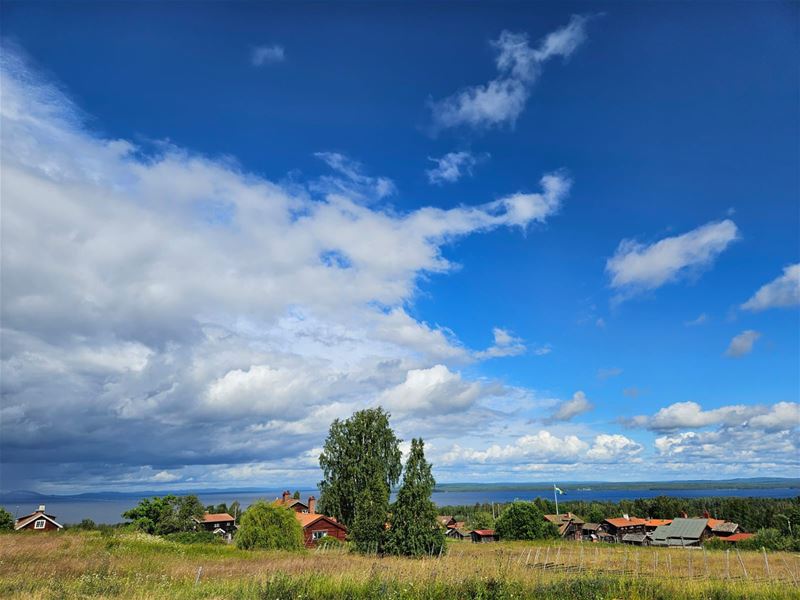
left=586, top=434, right=643, bottom=462
left=429, top=15, right=590, bottom=130
left=546, top=391, right=593, bottom=422
left=606, top=220, right=739, bottom=300
left=251, top=45, right=285, bottom=66
left=725, top=330, right=761, bottom=358
left=441, top=431, right=588, bottom=465
left=474, top=327, right=527, bottom=359
left=378, top=365, right=486, bottom=416
left=629, top=400, right=799, bottom=432
left=741, top=264, right=800, bottom=311
left=426, top=151, right=485, bottom=185
left=0, top=48, right=576, bottom=490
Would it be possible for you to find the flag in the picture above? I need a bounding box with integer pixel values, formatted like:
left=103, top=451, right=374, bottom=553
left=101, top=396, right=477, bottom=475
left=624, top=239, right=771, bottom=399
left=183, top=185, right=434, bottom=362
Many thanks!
left=554, top=485, right=565, bottom=495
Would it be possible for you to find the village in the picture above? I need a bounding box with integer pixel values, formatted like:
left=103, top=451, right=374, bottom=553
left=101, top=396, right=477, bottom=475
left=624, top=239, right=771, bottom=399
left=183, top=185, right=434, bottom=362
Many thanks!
left=12, top=494, right=755, bottom=550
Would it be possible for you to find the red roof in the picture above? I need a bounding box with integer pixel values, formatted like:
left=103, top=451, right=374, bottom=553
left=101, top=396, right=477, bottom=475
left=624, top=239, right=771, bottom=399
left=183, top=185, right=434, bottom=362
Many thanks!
left=605, top=517, right=647, bottom=528
left=199, top=513, right=234, bottom=523
left=706, top=518, right=726, bottom=529
left=644, top=519, right=672, bottom=527
left=719, top=533, right=754, bottom=542
left=472, top=529, right=496, bottom=536
left=294, top=513, right=347, bottom=531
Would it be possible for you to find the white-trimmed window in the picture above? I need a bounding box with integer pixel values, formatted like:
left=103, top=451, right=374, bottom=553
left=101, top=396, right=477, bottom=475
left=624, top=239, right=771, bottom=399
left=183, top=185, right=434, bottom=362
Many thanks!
left=34, top=519, right=46, bottom=529
left=312, top=530, right=328, bottom=540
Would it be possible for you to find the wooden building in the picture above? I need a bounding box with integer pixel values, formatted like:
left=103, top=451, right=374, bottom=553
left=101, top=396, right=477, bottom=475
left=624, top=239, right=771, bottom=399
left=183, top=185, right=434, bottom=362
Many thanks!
left=602, top=515, right=647, bottom=541
left=295, top=513, right=347, bottom=547
left=470, top=529, right=499, bottom=543
left=544, top=512, right=585, bottom=539
left=193, top=512, right=237, bottom=539
left=275, top=491, right=347, bottom=547
left=14, top=505, right=63, bottom=532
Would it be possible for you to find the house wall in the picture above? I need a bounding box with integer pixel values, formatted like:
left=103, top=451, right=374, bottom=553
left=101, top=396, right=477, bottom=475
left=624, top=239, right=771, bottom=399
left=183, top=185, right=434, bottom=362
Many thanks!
left=18, top=518, right=59, bottom=532
left=302, top=519, right=346, bottom=547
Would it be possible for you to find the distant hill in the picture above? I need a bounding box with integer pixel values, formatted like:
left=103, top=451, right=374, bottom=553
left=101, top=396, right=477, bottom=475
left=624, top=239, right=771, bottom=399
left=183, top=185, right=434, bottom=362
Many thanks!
left=1, top=478, right=797, bottom=503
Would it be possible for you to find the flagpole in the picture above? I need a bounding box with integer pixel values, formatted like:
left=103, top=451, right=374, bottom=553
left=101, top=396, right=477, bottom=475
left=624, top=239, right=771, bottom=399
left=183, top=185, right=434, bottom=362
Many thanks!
left=554, top=483, right=559, bottom=516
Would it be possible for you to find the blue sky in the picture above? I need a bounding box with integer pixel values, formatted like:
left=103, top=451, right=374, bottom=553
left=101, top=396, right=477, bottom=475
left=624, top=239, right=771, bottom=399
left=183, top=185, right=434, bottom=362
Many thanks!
left=1, top=1, right=798, bottom=493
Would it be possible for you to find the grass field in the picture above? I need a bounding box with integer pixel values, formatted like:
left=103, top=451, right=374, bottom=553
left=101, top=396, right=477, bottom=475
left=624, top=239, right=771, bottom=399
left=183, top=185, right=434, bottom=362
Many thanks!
left=1, top=532, right=799, bottom=599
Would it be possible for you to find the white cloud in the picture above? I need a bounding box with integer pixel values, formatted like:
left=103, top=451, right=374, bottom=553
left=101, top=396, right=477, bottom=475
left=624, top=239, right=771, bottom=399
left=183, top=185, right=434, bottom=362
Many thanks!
left=606, top=220, right=739, bottom=300
left=429, top=16, right=589, bottom=130
left=378, top=365, right=484, bottom=416
left=151, top=470, right=180, bottom=483
left=426, top=151, right=485, bottom=185
left=586, top=434, right=643, bottom=462
left=725, top=330, right=761, bottom=358
left=0, top=49, right=575, bottom=489
left=313, top=151, right=397, bottom=200
left=685, top=313, right=708, bottom=326
left=441, top=430, right=588, bottom=465
left=630, top=400, right=799, bottom=432
left=474, top=327, right=526, bottom=359
left=741, top=264, right=800, bottom=311
left=546, top=391, right=593, bottom=422
left=251, top=45, right=285, bottom=66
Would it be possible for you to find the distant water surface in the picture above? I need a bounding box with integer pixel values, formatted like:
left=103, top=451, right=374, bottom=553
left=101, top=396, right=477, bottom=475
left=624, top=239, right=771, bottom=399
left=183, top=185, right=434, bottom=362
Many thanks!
left=11, top=486, right=798, bottom=525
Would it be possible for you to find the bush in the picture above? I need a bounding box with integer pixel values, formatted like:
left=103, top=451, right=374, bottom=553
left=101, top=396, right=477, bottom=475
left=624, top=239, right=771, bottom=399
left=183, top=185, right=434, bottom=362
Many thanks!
left=495, top=501, right=559, bottom=541
left=0, top=506, right=14, bottom=531
left=315, top=535, right=344, bottom=550
left=236, top=500, right=304, bottom=551
left=164, top=531, right=223, bottom=544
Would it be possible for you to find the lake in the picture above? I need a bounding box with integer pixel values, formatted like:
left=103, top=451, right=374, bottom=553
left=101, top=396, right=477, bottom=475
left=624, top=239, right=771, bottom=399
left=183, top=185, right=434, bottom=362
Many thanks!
left=9, top=486, right=798, bottom=525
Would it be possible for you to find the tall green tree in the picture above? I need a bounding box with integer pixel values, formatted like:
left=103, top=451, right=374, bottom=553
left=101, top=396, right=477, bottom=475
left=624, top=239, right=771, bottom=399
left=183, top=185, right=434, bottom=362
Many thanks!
left=350, top=470, right=389, bottom=554
left=318, top=407, right=402, bottom=527
left=122, top=495, right=204, bottom=535
left=385, top=438, right=445, bottom=557
left=469, top=510, right=495, bottom=530
left=495, top=501, right=558, bottom=541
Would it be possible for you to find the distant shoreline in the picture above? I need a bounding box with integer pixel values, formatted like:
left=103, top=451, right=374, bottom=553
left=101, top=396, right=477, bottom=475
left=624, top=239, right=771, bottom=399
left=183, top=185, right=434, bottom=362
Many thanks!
left=2, top=477, right=797, bottom=504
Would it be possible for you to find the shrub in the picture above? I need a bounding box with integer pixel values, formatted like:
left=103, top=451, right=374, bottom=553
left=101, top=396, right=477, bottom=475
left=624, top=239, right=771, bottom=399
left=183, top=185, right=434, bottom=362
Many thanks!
left=236, top=500, right=304, bottom=551
left=495, top=501, right=559, bottom=541
left=0, top=506, right=14, bottom=531
left=315, top=535, right=344, bottom=550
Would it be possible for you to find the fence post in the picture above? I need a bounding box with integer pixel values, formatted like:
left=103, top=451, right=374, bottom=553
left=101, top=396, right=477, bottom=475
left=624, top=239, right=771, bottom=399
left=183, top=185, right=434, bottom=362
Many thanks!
left=781, top=555, right=798, bottom=586
left=762, top=547, right=770, bottom=578
left=736, top=548, right=749, bottom=580
left=194, top=566, right=203, bottom=586
left=726, top=549, right=730, bottom=579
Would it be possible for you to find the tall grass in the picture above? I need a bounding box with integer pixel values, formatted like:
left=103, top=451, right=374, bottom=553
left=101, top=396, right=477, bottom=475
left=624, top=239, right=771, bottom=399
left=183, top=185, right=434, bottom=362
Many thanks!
left=1, top=532, right=798, bottom=599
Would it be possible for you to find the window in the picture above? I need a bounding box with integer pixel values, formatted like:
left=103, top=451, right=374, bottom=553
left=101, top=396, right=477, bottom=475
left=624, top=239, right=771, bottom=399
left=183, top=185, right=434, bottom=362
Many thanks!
left=34, top=519, right=46, bottom=529
left=312, top=530, right=328, bottom=540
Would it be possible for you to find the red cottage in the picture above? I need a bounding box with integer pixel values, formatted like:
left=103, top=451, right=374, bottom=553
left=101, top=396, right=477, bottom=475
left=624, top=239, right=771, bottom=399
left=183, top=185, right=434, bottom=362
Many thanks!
left=14, top=505, right=63, bottom=532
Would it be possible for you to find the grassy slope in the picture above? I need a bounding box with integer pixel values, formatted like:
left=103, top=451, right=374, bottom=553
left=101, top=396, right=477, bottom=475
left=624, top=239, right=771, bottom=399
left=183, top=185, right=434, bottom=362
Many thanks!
left=1, top=531, right=798, bottom=599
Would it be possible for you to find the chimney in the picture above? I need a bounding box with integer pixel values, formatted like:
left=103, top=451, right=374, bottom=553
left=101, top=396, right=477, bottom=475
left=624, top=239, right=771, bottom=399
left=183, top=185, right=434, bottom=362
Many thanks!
left=681, top=511, right=688, bottom=518
left=703, top=510, right=710, bottom=519
left=308, top=496, right=316, bottom=514
left=38, top=505, right=46, bottom=513
left=282, top=490, right=290, bottom=503
left=622, top=513, right=629, bottom=521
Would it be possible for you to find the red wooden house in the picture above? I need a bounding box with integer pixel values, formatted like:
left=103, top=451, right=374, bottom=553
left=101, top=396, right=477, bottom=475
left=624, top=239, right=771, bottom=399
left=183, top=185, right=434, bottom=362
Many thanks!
left=274, top=491, right=347, bottom=547
left=14, top=505, right=63, bottom=532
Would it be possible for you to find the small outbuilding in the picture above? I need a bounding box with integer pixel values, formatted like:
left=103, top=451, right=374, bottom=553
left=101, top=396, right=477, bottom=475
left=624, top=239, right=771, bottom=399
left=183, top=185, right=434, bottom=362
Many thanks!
left=445, top=527, right=471, bottom=540
left=470, top=529, right=499, bottom=543
left=14, top=505, right=63, bottom=532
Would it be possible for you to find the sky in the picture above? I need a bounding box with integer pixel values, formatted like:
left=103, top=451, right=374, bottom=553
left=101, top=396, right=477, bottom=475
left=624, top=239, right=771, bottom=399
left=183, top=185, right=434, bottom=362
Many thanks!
left=1, top=1, right=798, bottom=494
